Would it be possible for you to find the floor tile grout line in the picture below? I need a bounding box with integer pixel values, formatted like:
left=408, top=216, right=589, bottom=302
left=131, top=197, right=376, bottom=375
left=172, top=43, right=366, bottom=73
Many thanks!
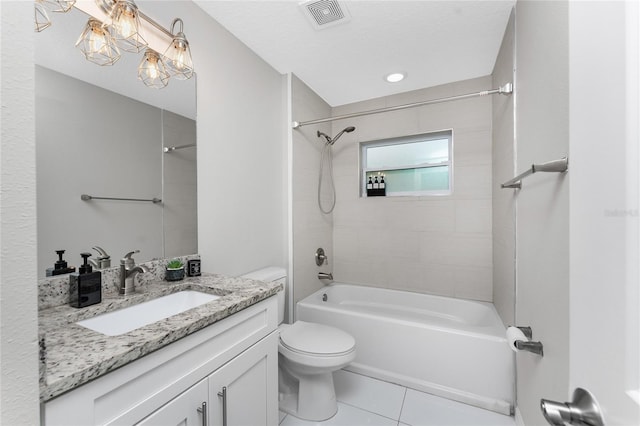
left=335, top=400, right=402, bottom=424
left=398, top=386, right=409, bottom=423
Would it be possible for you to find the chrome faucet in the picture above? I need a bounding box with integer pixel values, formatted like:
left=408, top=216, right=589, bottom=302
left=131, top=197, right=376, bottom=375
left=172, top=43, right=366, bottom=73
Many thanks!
left=318, top=272, right=333, bottom=281
left=120, top=250, right=149, bottom=296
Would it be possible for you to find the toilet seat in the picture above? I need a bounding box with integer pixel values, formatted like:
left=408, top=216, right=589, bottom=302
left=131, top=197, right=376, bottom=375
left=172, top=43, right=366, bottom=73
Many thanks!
left=279, top=321, right=355, bottom=357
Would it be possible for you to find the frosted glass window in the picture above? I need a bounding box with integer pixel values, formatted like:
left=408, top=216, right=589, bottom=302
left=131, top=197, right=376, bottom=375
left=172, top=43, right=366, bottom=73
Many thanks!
left=366, top=139, right=449, bottom=169
left=361, top=131, right=452, bottom=196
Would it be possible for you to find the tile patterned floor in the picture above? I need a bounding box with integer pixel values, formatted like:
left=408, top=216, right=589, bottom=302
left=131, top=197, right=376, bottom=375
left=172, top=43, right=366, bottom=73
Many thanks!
left=279, top=370, right=516, bottom=426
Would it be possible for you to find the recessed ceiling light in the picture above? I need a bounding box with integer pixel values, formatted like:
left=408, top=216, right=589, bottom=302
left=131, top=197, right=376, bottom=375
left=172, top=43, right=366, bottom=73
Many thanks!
left=385, top=72, right=406, bottom=83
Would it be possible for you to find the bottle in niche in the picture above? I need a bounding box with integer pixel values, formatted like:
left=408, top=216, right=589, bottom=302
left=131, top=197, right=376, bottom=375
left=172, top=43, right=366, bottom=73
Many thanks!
left=380, top=176, right=386, bottom=190
left=373, top=176, right=379, bottom=189
left=367, top=176, right=373, bottom=190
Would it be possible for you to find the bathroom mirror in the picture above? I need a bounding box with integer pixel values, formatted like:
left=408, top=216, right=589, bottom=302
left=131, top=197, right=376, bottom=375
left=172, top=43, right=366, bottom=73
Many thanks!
left=35, top=6, right=197, bottom=278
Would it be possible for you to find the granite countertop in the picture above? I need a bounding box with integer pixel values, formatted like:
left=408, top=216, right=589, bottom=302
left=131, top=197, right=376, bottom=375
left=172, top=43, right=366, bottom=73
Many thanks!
left=38, top=273, right=282, bottom=402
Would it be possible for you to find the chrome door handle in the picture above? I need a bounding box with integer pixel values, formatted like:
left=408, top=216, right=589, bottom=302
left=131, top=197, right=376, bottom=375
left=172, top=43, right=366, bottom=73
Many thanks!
left=217, top=386, right=227, bottom=426
left=540, top=388, right=604, bottom=426
left=196, top=401, right=207, bottom=426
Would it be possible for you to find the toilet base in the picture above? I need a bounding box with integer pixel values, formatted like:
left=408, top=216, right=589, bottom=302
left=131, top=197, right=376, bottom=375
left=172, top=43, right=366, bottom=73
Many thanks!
left=278, top=363, right=339, bottom=421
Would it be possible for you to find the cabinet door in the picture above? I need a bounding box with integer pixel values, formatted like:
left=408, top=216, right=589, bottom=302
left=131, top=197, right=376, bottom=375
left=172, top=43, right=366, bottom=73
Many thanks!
left=208, top=332, right=278, bottom=426
left=137, top=379, right=208, bottom=426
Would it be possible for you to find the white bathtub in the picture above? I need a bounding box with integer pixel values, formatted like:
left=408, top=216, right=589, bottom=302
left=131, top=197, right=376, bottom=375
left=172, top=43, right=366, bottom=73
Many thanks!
left=296, top=284, right=514, bottom=415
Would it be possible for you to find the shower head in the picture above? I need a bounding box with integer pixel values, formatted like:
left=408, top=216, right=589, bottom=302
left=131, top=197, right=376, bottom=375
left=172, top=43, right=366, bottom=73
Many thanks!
left=329, top=126, right=356, bottom=145
left=317, top=126, right=356, bottom=145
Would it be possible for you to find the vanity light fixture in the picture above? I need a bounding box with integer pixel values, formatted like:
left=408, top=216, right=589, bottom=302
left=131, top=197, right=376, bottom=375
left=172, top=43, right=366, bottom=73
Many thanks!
left=109, top=0, right=147, bottom=53
left=36, top=0, right=195, bottom=88
left=163, top=18, right=194, bottom=80
left=138, top=49, right=170, bottom=89
left=385, top=72, right=406, bottom=83
left=75, top=18, right=121, bottom=66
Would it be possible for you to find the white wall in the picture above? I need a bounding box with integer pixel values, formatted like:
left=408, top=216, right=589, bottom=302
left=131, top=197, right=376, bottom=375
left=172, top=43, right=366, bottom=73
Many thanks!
left=164, top=1, right=288, bottom=277
left=331, top=77, right=494, bottom=301
left=492, top=9, right=516, bottom=326
left=0, top=1, right=40, bottom=424
left=514, top=1, right=570, bottom=424
left=290, top=75, right=333, bottom=310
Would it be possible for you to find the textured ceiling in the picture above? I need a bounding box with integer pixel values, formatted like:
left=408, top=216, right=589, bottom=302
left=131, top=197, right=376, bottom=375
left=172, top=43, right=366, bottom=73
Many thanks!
left=195, top=0, right=515, bottom=106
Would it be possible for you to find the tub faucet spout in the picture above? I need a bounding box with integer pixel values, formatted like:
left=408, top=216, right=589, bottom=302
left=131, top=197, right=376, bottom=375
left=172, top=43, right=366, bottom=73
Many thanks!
left=318, top=272, right=333, bottom=281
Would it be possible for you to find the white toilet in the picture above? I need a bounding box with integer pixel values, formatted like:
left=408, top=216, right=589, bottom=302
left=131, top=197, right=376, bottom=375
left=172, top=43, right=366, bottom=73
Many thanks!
left=242, top=267, right=356, bottom=421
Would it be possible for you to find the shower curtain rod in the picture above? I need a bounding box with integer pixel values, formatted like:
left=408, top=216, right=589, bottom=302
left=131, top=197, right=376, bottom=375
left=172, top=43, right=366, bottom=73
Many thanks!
left=292, top=83, right=513, bottom=129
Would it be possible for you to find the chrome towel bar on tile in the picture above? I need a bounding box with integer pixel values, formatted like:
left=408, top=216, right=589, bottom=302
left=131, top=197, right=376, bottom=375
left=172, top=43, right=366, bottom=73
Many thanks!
left=501, top=157, right=568, bottom=189
left=81, top=194, right=162, bottom=204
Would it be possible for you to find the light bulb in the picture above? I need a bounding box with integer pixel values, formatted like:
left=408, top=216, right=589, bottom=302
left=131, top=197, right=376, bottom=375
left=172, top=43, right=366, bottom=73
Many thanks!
left=75, top=18, right=120, bottom=66
left=138, top=49, right=169, bottom=89
left=147, top=57, right=158, bottom=80
left=163, top=18, right=194, bottom=80
left=109, top=0, right=146, bottom=52
left=88, top=27, right=106, bottom=54
left=115, top=9, right=135, bottom=38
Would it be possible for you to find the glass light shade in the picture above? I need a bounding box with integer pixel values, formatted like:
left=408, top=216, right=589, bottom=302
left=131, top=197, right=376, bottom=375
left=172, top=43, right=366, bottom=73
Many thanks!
left=75, top=18, right=121, bottom=66
left=43, top=0, right=76, bottom=13
left=163, top=32, right=194, bottom=80
left=110, top=0, right=147, bottom=53
left=35, top=1, right=52, bottom=32
left=138, top=49, right=170, bottom=89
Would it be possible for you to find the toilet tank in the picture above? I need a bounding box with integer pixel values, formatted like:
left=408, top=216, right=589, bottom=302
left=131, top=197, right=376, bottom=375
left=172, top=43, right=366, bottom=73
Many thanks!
left=241, top=267, right=286, bottom=324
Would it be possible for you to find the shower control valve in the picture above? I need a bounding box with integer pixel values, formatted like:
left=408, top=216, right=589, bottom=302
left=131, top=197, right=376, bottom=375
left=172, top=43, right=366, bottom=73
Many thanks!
left=315, top=248, right=328, bottom=266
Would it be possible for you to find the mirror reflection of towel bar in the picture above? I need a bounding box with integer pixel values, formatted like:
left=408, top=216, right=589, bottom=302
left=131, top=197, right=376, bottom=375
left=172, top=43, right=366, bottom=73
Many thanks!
left=163, top=144, right=196, bottom=153
left=81, top=194, right=162, bottom=204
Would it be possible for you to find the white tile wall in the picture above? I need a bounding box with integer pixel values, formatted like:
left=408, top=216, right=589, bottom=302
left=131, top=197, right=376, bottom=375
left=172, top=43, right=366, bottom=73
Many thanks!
left=331, top=76, right=494, bottom=302
left=291, top=75, right=334, bottom=309
left=492, top=10, right=516, bottom=326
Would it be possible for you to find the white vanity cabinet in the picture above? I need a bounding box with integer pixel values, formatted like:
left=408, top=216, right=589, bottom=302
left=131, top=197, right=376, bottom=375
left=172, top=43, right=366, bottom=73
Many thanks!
left=137, top=379, right=208, bottom=426
left=43, top=296, right=279, bottom=426
left=137, top=333, right=277, bottom=426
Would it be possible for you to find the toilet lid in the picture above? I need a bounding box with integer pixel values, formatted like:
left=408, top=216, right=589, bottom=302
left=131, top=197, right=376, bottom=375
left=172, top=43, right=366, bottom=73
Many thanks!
left=279, top=321, right=355, bottom=356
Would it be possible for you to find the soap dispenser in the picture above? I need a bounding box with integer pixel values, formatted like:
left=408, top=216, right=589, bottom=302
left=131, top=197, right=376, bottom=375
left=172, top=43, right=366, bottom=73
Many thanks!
left=46, top=250, right=76, bottom=276
left=70, top=253, right=102, bottom=308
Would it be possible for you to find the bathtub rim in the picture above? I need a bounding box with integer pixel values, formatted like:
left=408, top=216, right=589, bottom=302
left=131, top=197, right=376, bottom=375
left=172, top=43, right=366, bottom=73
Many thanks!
left=298, top=282, right=509, bottom=340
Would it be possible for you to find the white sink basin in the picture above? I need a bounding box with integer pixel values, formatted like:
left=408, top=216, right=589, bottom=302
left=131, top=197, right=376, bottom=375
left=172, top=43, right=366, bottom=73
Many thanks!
left=77, top=291, right=220, bottom=336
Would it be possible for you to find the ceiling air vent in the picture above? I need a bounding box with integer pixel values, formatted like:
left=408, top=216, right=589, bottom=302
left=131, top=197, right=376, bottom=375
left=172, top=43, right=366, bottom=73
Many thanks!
left=300, top=0, right=351, bottom=30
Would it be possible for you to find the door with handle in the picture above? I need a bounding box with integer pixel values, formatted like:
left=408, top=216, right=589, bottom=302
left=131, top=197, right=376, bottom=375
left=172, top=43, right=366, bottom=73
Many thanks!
left=558, top=1, right=640, bottom=425
left=208, top=333, right=278, bottom=426
left=540, top=388, right=604, bottom=426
